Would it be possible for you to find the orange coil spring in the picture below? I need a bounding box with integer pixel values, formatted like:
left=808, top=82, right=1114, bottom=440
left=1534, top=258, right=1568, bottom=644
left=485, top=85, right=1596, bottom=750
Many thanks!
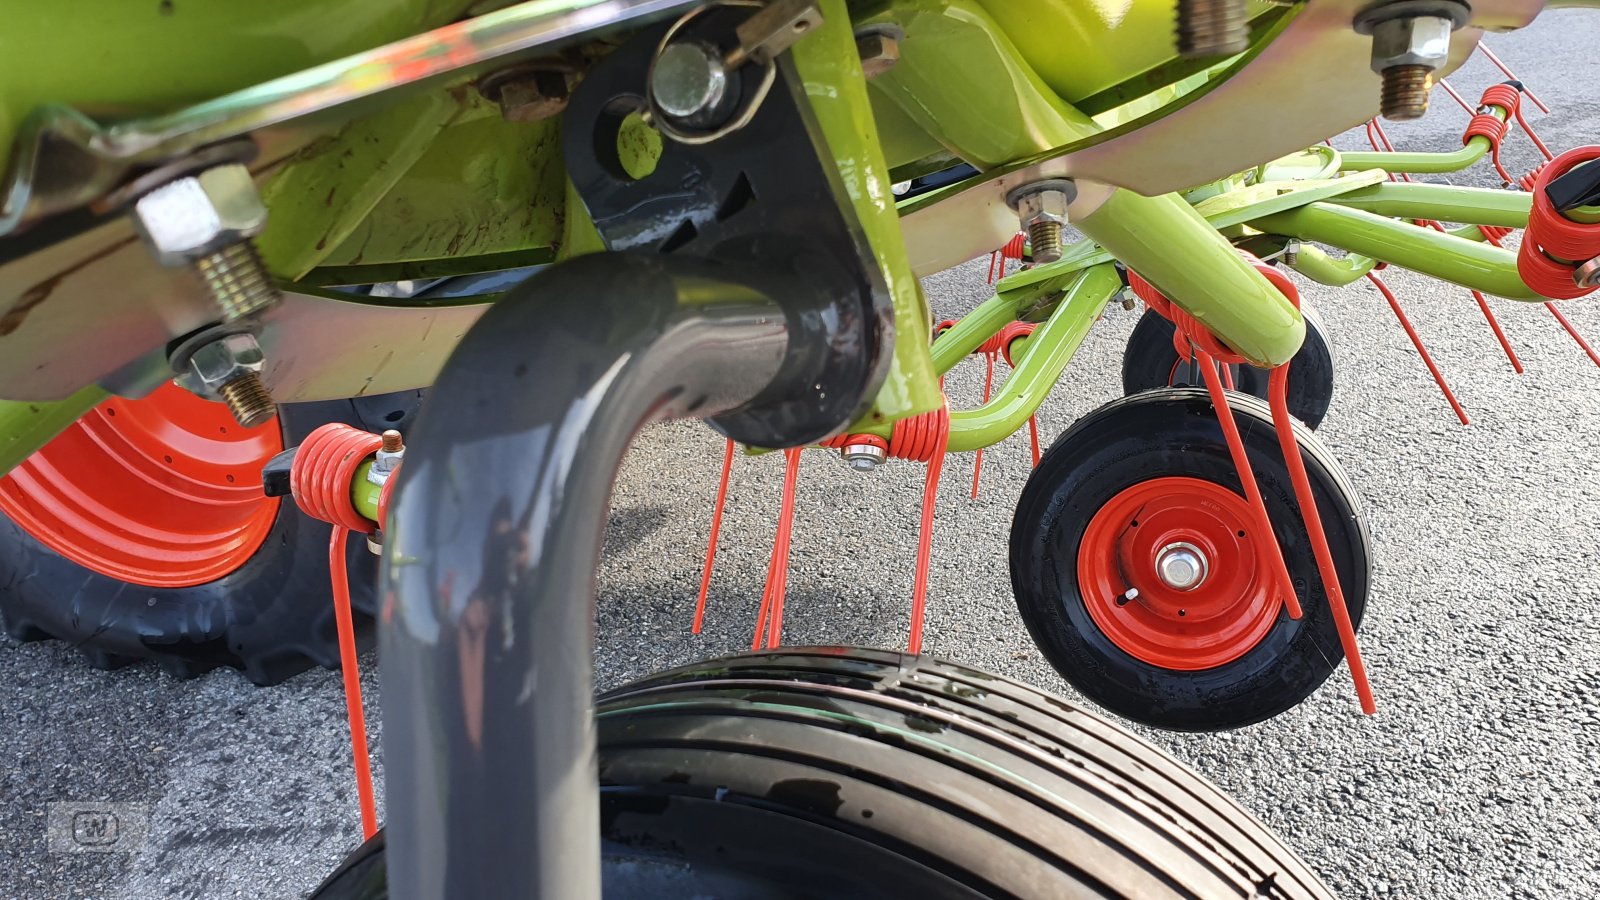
left=822, top=406, right=950, bottom=462
left=1128, top=270, right=1248, bottom=365
left=291, top=423, right=383, bottom=532
left=1518, top=147, right=1600, bottom=300
left=286, top=421, right=382, bottom=840
left=1464, top=84, right=1519, bottom=183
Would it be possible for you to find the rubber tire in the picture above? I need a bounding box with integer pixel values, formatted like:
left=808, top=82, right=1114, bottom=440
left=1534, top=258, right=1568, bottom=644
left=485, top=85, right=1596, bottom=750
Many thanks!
left=0, top=391, right=425, bottom=685
left=308, top=648, right=1335, bottom=899
left=1121, top=303, right=1336, bottom=429
left=1010, top=388, right=1370, bottom=731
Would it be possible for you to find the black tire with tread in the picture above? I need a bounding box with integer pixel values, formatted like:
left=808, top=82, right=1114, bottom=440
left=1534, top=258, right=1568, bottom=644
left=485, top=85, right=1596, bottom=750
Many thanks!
left=310, top=648, right=1335, bottom=899
left=0, top=391, right=424, bottom=685
left=1010, top=388, right=1370, bottom=731
left=1121, top=304, right=1336, bottom=429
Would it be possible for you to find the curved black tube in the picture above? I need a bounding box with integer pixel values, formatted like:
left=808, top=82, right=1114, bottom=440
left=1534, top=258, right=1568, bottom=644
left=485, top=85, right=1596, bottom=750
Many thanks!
left=379, top=252, right=832, bottom=900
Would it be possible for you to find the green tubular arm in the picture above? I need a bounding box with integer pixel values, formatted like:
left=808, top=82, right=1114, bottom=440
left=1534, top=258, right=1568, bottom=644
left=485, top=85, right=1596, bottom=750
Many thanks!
left=353, top=460, right=382, bottom=523
left=839, top=264, right=1120, bottom=451
left=1252, top=203, right=1544, bottom=300
left=944, top=263, right=1121, bottom=452
left=1337, top=105, right=1504, bottom=175
left=1339, top=135, right=1492, bottom=174
left=0, top=385, right=107, bottom=478
left=1076, top=190, right=1304, bottom=367
left=928, top=265, right=1094, bottom=375
left=1323, top=182, right=1532, bottom=228
left=1286, top=243, right=1378, bottom=287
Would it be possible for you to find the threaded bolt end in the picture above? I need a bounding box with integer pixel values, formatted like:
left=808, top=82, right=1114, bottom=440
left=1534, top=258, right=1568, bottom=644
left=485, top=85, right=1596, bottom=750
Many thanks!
left=1380, top=65, right=1434, bottom=121
left=1028, top=220, right=1064, bottom=264
left=381, top=429, right=404, bottom=453
left=193, top=242, right=280, bottom=321
left=1175, top=0, right=1249, bottom=58
left=219, top=372, right=276, bottom=429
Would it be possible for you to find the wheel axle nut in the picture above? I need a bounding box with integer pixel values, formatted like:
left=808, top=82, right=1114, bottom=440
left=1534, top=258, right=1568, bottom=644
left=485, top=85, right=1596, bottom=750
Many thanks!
left=1156, top=542, right=1209, bottom=592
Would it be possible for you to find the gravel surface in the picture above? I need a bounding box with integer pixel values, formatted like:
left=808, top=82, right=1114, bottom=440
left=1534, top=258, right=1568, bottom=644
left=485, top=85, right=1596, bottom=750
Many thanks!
left=4, top=15, right=1599, bottom=900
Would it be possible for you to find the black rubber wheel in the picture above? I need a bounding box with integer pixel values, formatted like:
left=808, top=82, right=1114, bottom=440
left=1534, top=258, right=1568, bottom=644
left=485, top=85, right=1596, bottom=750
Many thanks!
left=309, top=648, right=1335, bottom=899
left=1121, top=304, right=1335, bottom=429
left=1010, top=388, right=1370, bottom=731
left=0, top=391, right=424, bottom=685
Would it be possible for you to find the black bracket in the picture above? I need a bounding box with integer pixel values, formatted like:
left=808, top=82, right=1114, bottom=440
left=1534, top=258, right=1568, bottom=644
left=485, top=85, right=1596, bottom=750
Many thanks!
left=563, top=8, right=892, bottom=447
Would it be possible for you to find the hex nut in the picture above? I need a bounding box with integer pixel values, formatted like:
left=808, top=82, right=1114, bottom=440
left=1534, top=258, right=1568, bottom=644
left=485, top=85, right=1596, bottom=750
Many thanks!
left=1008, top=183, right=1076, bottom=229
left=132, top=164, right=267, bottom=266
left=1369, top=15, right=1452, bottom=73
left=856, top=32, right=900, bottom=78
left=186, top=333, right=266, bottom=396
left=490, top=70, right=571, bottom=122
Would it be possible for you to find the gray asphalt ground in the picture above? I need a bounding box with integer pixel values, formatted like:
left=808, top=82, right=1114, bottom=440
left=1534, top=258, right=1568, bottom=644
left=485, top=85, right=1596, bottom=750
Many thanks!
left=5, top=14, right=1600, bottom=900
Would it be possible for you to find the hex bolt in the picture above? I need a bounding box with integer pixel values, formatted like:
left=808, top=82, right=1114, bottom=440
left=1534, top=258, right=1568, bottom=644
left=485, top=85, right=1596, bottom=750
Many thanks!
left=1006, top=180, right=1076, bottom=265
left=178, top=332, right=275, bottom=429
left=1175, top=0, right=1249, bottom=58
left=132, top=163, right=282, bottom=428
left=370, top=429, right=406, bottom=485
left=1355, top=4, right=1467, bottom=122
left=1284, top=240, right=1301, bottom=266
left=133, top=164, right=280, bottom=321
left=192, top=241, right=278, bottom=322
left=218, top=373, right=276, bottom=429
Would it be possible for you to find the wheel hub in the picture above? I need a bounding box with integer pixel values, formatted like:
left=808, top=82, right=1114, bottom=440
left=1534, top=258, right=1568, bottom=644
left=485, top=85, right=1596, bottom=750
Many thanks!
left=1155, top=541, right=1208, bottom=591
left=1077, top=476, right=1283, bottom=670
left=0, top=382, right=282, bottom=588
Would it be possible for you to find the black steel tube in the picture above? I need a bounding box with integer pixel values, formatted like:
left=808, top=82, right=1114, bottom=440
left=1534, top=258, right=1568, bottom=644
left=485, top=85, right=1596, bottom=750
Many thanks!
left=380, top=253, right=805, bottom=900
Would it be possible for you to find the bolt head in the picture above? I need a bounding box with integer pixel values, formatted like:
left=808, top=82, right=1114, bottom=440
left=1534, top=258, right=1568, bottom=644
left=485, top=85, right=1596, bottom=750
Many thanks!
left=132, top=164, right=267, bottom=266
left=1007, top=183, right=1075, bottom=229
left=652, top=41, right=729, bottom=122
left=1369, top=16, right=1452, bottom=74
left=856, top=33, right=900, bottom=78
left=186, top=333, right=265, bottom=395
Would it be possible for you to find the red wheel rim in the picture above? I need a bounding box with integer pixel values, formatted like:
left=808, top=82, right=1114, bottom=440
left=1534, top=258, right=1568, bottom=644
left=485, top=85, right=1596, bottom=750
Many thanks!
left=1077, top=476, right=1281, bottom=670
left=0, top=383, right=282, bottom=588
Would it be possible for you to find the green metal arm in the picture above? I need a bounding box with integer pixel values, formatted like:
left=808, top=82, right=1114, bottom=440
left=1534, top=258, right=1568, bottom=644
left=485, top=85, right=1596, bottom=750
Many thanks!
left=1076, top=190, right=1304, bottom=367
left=945, top=264, right=1120, bottom=452
left=1336, top=105, right=1506, bottom=175
left=1285, top=243, right=1378, bottom=287
left=1323, top=182, right=1531, bottom=228
left=0, top=386, right=107, bottom=478
left=1252, top=202, right=1544, bottom=300
left=848, top=263, right=1121, bottom=452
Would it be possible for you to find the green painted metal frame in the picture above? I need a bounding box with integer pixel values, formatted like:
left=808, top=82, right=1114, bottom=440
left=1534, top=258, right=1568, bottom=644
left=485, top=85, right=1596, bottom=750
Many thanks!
left=845, top=262, right=1121, bottom=453
left=1251, top=202, right=1542, bottom=300
left=0, top=386, right=107, bottom=479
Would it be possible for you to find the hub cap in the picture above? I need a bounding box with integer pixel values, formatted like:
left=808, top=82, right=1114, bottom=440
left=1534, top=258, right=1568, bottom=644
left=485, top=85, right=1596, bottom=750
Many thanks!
left=1077, top=476, right=1281, bottom=670
left=0, top=382, right=282, bottom=588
